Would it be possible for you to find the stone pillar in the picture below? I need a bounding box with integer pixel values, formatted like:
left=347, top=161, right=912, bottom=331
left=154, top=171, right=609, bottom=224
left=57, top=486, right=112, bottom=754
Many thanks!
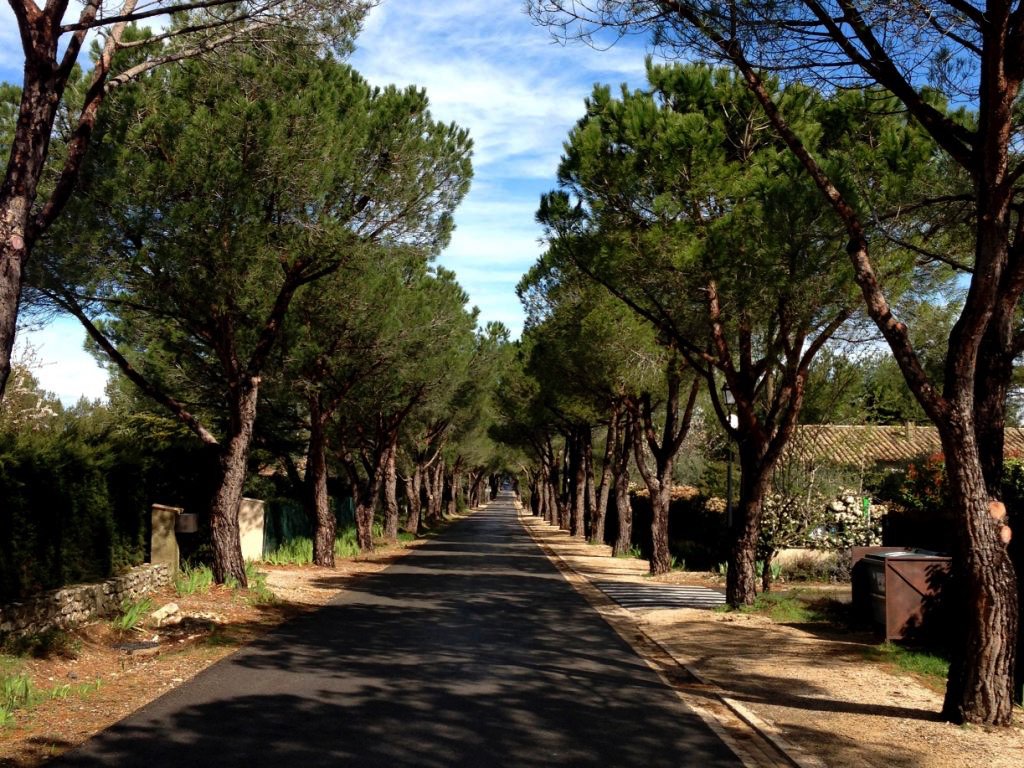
left=239, top=498, right=266, bottom=561
left=151, top=504, right=182, bottom=575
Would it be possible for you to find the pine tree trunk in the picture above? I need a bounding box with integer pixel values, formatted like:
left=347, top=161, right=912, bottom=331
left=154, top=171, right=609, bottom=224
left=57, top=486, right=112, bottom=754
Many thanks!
left=570, top=431, right=586, bottom=538
left=761, top=551, right=775, bottom=594
left=354, top=450, right=386, bottom=552
left=584, top=427, right=595, bottom=539
left=306, top=398, right=335, bottom=568
left=546, top=454, right=560, bottom=526
left=382, top=440, right=399, bottom=543
left=612, top=417, right=634, bottom=557
left=972, top=319, right=1023, bottom=706
left=939, top=409, right=1019, bottom=724
left=425, top=461, right=445, bottom=524
left=726, top=446, right=772, bottom=607
left=592, top=410, right=617, bottom=545
left=209, top=377, right=260, bottom=586
left=354, top=498, right=374, bottom=551
left=446, top=467, right=462, bottom=517
left=613, top=479, right=633, bottom=557
left=0, top=49, right=63, bottom=400
left=403, top=465, right=423, bottom=535
left=649, top=476, right=672, bottom=576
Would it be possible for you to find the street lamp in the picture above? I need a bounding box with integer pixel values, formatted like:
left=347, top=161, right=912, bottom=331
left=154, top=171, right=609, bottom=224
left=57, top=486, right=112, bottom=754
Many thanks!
left=722, top=382, right=736, bottom=530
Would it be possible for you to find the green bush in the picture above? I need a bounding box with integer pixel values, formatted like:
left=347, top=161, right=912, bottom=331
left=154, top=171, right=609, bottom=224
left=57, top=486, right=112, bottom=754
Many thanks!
left=0, top=404, right=219, bottom=601
left=112, top=597, right=153, bottom=632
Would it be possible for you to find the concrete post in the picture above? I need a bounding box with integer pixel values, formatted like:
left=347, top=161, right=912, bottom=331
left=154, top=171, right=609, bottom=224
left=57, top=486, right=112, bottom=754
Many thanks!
left=239, top=498, right=267, bottom=561
left=151, top=504, right=182, bottom=575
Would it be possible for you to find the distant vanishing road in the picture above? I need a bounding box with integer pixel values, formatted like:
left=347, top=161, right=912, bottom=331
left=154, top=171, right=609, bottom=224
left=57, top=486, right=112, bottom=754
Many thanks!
left=54, top=493, right=740, bottom=767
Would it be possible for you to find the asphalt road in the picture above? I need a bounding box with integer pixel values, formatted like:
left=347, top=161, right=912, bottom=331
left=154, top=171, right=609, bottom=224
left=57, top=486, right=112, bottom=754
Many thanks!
left=54, top=494, right=740, bottom=767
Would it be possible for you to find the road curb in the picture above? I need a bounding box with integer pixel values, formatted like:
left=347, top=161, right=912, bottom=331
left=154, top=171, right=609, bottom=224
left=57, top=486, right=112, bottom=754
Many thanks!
left=515, top=504, right=827, bottom=768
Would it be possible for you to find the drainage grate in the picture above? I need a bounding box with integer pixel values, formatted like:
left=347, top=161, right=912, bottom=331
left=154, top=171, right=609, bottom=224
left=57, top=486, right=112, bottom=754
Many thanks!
left=594, top=581, right=726, bottom=611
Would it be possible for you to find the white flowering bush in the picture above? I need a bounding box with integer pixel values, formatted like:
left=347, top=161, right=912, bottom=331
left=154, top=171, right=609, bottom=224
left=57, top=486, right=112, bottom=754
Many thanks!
left=811, top=491, right=887, bottom=549
left=761, top=488, right=885, bottom=553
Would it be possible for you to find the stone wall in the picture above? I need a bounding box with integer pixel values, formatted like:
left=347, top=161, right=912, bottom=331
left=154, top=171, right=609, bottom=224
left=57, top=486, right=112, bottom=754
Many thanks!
left=0, top=564, right=170, bottom=637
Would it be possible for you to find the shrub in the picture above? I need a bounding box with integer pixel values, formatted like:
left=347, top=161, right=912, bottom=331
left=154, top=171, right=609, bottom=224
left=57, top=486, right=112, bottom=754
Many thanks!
left=0, top=628, right=80, bottom=660
left=777, top=551, right=852, bottom=583
left=112, top=597, right=153, bottom=632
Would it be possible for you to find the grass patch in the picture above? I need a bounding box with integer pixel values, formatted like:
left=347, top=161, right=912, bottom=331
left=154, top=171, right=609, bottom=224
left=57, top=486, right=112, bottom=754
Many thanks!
left=0, top=665, right=102, bottom=727
left=229, top=562, right=277, bottom=605
left=0, top=672, right=34, bottom=725
left=614, top=545, right=644, bottom=560
left=263, top=538, right=314, bottom=566
left=865, top=643, right=950, bottom=688
left=262, top=525, right=375, bottom=565
left=732, top=590, right=851, bottom=625
left=397, top=532, right=417, bottom=543
left=174, top=562, right=214, bottom=596
left=335, top=528, right=361, bottom=559
left=74, top=678, right=102, bottom=697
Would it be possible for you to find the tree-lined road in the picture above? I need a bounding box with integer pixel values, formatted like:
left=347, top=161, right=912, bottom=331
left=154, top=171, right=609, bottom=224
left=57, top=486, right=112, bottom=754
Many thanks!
left=56, top=495, right=739, bottom=767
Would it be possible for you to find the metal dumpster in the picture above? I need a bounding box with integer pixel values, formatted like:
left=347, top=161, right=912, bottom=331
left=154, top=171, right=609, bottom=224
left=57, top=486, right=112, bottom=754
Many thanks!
left=852, top=547, right=951, bottom=641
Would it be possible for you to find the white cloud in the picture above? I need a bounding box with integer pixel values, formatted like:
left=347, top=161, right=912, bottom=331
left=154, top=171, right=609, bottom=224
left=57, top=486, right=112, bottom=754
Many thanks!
left=15, top=319, right=109, bottom=405
left=351, top=1, right=650, bottom=339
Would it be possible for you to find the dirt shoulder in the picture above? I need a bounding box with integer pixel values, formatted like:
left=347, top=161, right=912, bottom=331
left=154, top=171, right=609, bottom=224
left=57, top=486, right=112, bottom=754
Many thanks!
left=520, top=511, right=1024, bottom=768
left=0, top=536, right=429, bottom=767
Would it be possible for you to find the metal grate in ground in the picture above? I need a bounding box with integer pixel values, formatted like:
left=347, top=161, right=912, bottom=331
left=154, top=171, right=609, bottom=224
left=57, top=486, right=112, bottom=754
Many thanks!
left=593, top=581, right=726, bottom=611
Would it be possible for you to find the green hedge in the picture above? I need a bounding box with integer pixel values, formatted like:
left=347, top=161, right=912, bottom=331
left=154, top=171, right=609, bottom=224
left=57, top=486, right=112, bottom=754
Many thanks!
left=0, top=422, right=219, bottom=602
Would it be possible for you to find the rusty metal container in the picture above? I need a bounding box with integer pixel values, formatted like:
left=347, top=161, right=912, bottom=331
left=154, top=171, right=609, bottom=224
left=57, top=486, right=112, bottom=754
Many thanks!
left=852, top=547, right=951, bottom=641
left=174, top=512, right=199, bottom=534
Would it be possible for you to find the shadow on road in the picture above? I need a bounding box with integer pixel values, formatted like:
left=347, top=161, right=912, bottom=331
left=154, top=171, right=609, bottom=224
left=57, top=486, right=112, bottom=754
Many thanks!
left=53, top=502, right=739, bottom=767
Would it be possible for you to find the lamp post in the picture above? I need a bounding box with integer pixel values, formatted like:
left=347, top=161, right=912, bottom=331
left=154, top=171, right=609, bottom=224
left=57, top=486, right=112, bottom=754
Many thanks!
left=722, top=382, right=736, bottom=530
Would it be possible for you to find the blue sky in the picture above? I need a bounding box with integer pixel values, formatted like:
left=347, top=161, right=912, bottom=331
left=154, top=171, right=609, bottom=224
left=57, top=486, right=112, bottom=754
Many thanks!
left=1, top=0, right=651, bottom=403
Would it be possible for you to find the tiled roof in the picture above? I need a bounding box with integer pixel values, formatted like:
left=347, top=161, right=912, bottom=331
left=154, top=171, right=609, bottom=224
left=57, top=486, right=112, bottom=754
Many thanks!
left=790, top=424, right=1024, bottom=466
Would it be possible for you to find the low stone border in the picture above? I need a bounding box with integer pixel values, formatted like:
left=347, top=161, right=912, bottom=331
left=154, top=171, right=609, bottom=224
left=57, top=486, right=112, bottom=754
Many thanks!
left=0, top=564, right=171, bottom=636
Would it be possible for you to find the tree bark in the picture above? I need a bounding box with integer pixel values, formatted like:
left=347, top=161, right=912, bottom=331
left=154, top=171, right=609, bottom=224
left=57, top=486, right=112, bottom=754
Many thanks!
left=425, top=460, right=445, bottom=525
left=612, top=415, right=634, bottom=557
left=306, top=395, right=335, bottom=567
left=557, top=439, right=571, bottom=530
left=583, top=425, right=595, bottom=539
left=726, top=441, right=772, bottom=606
left=544, top=442, right=559, bottom=526
left=209, top=376, right=260, bottom=586
left=592, top=407, right=618, bottom=545
left=382, top=439, right=399, bottom=543
left=569, top=429, right=587, bottom=538
left=403, top=464, right=423, bottom=535
left=939, top=407, right=1019, bottom=724
left=0, top=17, right=72, bottom=398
